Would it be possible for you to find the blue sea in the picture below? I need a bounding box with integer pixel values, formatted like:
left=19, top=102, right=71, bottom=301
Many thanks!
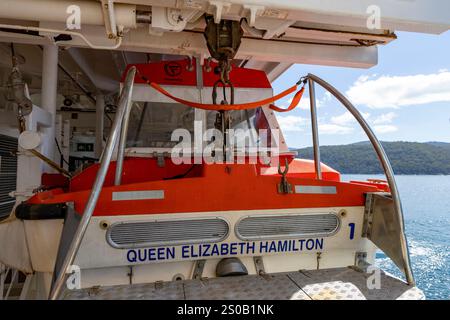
left=343, top=174, right=450, bottom=300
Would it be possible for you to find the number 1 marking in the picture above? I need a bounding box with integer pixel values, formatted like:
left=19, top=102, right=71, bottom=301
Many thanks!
left=348, top=223, right=355, bottom=240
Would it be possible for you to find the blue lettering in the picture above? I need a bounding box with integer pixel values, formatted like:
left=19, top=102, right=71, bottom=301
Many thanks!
left=246, top=242, right=255, bottom=254
left=238, top=242, right=246, bottom=254
left=245, top=242, right=255, bottom=254
left=202, top=244, right=211, bottom=257
left=220, top=243, right=229, bottom=255
left=268, top=241, right=277, bottom=253
left=211, top=244, right=220, bottom=256
left=148, top=248, right=156, bottom=261
left=167, top=247, right=175, bottom=260
left=278, top=240, right=288, bottom=252
left=156, top=247, right=165, bottom=260
left=229, top=243, right=237, bottom=255
left=190, top=245, right=198, bottom=258
left=138, top=249, right=147, bottom=261
left=127, top=250, right=137, bottom=263
left=315, top=238, right=324, bottom=250
left=127, top=239, right=326, bottom=263
left=348, top=223, right=355, bottom=240
left=182, top=245, right=189, bottom=258
left=305, top=239, right=315, bottom=250
left=298, top=239, right=305, bottom=250
left=259, top=241, right=268, bottom=253
left=292, top=240, right=299, bottom=251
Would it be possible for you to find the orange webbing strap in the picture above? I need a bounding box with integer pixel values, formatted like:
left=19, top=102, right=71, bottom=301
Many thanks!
left=269, top=87, right=305, bottom=112
left=147, top=81, right=304, bottom=112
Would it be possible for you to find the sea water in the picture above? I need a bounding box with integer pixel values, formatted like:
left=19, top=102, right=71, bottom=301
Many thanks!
left=342, top=174, right=450, bottom=300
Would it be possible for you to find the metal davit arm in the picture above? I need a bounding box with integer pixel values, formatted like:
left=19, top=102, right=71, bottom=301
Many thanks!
left=49, top=67, right=137, bottom=300
left=306, top=73, right=415, bottom=286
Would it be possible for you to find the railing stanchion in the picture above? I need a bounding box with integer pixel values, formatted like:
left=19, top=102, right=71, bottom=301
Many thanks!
left=308, top=78, right=322, bottom=180
left=115, top=89, right=134, bottom=186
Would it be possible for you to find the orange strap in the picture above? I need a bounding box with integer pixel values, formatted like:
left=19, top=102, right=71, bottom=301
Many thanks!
left=269, top=87, right=305, bottom=112
left=147, top=81, right=304, bottom=112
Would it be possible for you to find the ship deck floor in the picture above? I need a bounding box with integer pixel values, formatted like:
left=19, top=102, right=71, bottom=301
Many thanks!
left=62, top=267, right=424, bottom=300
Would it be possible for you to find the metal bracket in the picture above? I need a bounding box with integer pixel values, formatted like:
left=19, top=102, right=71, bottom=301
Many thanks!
left=87, top=286, right=101, bottom=296
left=127, top=266, right=133, bottom=285
left=354, top=252, right=370, bottom=272
left=253, top=256, right=265, bottom=275
left=204, top=15, right=243, bottom=62
left=209, top=1, right=231, bottom=24
left=100, top=0, right=118, bottom=39
left=362, top=193, right=375, bottom=237
left=192, top=259, right=206, bottom=280
left=155, top=280, right=164, bottom=290
left=242, top=5, right=265, bottom=27
left=277, top=158, right=293, bottom=194
left=316, top=252, right=322, bottom=270
left=152, top=152, right=166, bottom=168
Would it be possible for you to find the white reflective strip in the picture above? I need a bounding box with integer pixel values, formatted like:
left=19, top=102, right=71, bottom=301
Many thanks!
left=295, top=185, right=337, bottom=194
left=112, top=190, right=164, bottom=201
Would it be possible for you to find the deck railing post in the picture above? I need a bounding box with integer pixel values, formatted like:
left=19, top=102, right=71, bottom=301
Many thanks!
left=48, top=67, right=136, bottom=300
left=308, top=78, right=322, bottom=180
left=306, top=73, right=415, bottom=286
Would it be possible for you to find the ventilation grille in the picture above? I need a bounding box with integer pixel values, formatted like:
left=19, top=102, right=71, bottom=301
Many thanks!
left=0, top=134, right=17, bottom=219
left=236, top=214, right=339, bottom=240
left=107, top=218, right=229, bottom=248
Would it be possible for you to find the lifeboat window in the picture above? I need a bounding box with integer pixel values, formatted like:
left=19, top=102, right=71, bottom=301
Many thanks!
left=127, top=101, right=195, bottom=148
left=126, top=101, right=273, bottom=150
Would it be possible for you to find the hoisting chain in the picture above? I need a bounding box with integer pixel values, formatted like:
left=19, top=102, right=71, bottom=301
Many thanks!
left=17, top=108, right=26, bottom=133
left=212, top=59, right=234, bottom=105
left=212, top=59, right=234, bottom=153
left=203, top=15, right=242, bottom=140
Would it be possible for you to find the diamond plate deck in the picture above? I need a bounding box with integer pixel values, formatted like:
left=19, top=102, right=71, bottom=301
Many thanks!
left=62, top=267, right=425, bottom=300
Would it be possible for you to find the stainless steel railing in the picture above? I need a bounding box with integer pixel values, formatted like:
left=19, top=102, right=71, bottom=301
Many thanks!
left=308, top=78, right=322, bottom=180
left=49, top=66, right=137, bottom=299
left=306, top=73, right=415, bottom=285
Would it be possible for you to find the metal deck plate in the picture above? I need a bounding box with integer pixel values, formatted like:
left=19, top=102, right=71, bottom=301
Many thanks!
left=183, top=273, right=310, bottom=300
left=62, top=267, right=425, bottom=300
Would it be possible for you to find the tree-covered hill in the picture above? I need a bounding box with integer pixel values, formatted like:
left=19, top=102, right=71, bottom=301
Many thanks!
left=293, top=141, right=450, bottom=175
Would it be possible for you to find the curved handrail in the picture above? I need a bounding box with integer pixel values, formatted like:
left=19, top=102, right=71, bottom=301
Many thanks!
left=114, top=88, right=135, bottom=185
left=49, top=67, right=137, bottom=300
left=306, top=73, right=415, bottom=286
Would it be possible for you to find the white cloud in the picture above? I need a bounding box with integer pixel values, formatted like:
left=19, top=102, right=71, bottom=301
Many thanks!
left=277, top=115, right=308, bottom=131
left=373, top=112, right=397, bottom=124
left=298, top=97, right=313, bottom=110
left=346, top=70, right=450, bottom=109
left=286, top=92, right=331, bottom=110
left=288, top=96, right=316, bottom=110
left=322, top=91, right=332, bottom=103
left=331, top=111, right=370, bottom=125
left=318, top=123, right=354, bottom=135
left=373, top=125, right=398, bottom=133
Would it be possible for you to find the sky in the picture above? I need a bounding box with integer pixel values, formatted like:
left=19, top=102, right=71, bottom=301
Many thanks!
left=272, top=30, right=450, bottom=148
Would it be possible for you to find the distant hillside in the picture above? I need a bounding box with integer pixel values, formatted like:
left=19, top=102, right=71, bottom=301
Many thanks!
left=293, top=141, right=450, bottom=175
